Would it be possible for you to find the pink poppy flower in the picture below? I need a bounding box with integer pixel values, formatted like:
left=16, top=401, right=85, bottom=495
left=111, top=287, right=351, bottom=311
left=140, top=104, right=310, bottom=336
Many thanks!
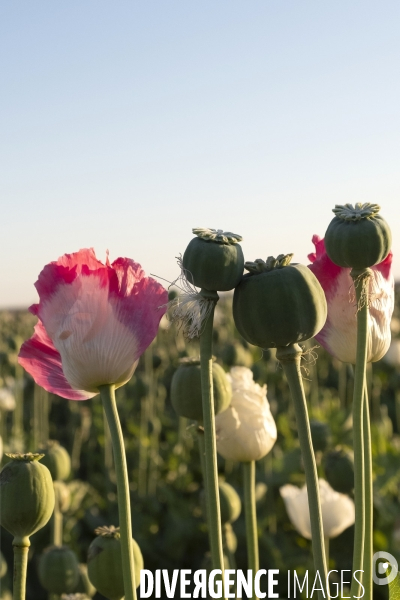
left=308, top=235, right=394, bottom=364
left=19, top=249, right=168, bottom=400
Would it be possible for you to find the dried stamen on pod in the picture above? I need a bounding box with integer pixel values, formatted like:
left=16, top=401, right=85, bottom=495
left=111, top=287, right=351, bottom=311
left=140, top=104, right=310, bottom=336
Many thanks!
left=171, top=357, right=231, bottom=422
left=94, top=525, right=121, bottom=538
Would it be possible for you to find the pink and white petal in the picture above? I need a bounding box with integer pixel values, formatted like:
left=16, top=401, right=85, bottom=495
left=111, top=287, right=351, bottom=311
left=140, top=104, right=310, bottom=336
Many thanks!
left=40, top=270, right=142, bottom=392
left=309, top=237, right=394, bottom=364
left=35, top=248, right=105, bottom=307
left=18, top=321, right=93, bottom=400
left=109, top=258, right=168, bottom=358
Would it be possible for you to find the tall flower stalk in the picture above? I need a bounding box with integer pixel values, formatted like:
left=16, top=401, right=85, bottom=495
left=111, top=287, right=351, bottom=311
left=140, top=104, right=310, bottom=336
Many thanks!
left=243, top=461, right=259, bottom=599
left=277, top=344, right=328, bottom=599
left=321, top=203, right=392, bottom=600
left=233, top=254, right=329, bottom=600
left=349, top=271, right=369, bottom=598
left=363, top=384, right=373, bottom=600
left=199, top=298, right=226, bottom=582
left=18, top=248, right=167, bottom=599
left=170, top=228, right=244, bottom=595
left=100, top=384, right=137, bottom=600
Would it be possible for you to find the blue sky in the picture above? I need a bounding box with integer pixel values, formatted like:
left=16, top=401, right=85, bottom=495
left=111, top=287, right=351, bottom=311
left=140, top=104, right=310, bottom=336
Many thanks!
left=1, top=1, right=399, bottom=307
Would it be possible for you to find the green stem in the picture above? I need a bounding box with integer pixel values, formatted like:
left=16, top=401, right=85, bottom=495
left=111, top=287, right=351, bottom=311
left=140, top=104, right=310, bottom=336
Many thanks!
left=199, top=292, right=225, bottom=595
left=197, top=427, right=213, bottom=553
left=277, top=344, right=328, bottom=600
left=349, top=269, right=370, bottom=599
left=363, top=383, right=373, bottom=600
left=52, top=483, right=63, bottom=546
left=243, top=461, right=259, bottom=600
left=100, top=384, right=137, bottom=600
left=12, top=537, right=30, bottom=600
left=324, top=537, right=329, bottom=567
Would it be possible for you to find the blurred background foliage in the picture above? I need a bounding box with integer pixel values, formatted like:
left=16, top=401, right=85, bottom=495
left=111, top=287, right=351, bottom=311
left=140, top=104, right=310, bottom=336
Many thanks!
left=0, top=284, right=400, bottom=599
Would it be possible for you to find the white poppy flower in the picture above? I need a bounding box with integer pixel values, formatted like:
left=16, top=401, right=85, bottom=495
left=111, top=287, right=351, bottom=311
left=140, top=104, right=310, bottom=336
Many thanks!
left=215, top=366, right=277, bottom=462
left=280, top=479, right=355, bottom=540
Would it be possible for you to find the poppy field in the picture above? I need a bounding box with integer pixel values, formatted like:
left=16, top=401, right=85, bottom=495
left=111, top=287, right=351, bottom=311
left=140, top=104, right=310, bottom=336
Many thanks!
left=0, top=208, right=400, bottom=600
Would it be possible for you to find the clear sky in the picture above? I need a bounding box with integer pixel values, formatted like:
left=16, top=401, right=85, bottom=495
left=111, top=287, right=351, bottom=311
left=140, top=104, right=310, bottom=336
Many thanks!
left=1, top=1, right=399, bottom=308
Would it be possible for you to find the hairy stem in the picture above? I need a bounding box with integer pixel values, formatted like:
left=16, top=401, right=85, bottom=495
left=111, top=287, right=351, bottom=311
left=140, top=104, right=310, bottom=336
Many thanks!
left=349, top=269, right=370, bottom=599
left=199, top=293, right=225, bottom=597
left=277, top=344, right=328, bottom=600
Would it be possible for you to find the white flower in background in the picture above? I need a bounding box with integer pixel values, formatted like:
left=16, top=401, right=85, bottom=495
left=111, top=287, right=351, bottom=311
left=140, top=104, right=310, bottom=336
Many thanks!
left=0, top=387, right=16, bottom=411
left=280, top=479, right=355, bottom=540
left=383, top=339, right=400, bottom=368
left=215, top=366, right=277, bottom=462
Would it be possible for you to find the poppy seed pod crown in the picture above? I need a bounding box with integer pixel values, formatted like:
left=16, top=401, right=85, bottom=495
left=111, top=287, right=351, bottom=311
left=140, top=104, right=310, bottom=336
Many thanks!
left=182, top=228, right=244, bottom=292
left=233, top=254, right=327, bottom=349
left=324, top=203, right=392, bottom=270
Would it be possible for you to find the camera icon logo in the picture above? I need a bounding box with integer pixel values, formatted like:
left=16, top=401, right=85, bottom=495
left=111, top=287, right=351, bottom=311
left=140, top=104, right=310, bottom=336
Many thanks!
left=373, top=551, right=399, bottom=585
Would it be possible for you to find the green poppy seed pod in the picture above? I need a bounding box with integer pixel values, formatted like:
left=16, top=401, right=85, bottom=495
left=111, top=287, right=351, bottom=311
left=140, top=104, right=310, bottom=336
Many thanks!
left=200, top=481, right=241, bottom=525
left=54, top=480, right=71, bottom=513
left=324, top=203, right=392, bottom=270
left=324, top=447, right=354, bottom=494
left=0, top=453, right=55, bottom=543
left=38, top=546, right=80, bottom=594
left=182, top=228, right=244, bottom=292
left=73, top=564, right=96, bottom=598
left=39, top=440, right=71, bottom=481
left=310, top=420, right=331, bottom=453
left=171, top=358, right=231, bottom=422
left=218, top=481, right=241, bottom=524
left=233, top=255, right=327, bottom=349
left=87, top=526, right=143, bottom=600
left=222, top=523, right=238, bottom=553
